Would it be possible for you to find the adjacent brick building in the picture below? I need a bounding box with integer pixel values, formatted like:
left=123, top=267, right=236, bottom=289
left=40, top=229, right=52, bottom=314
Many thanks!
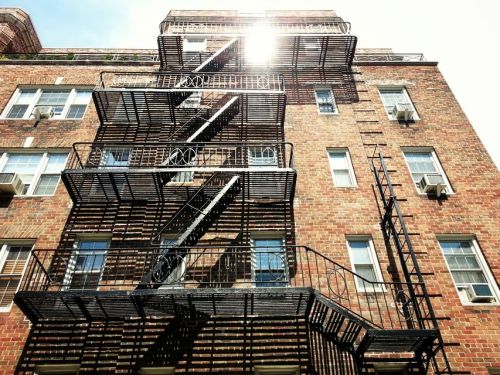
left=0, top=7, right=498, bottom=375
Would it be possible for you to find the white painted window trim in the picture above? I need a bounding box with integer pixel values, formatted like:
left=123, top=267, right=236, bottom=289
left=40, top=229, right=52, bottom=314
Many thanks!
left=314, top=87, right=339, bottom=115
left=0, top=241, right=34, bottom=312
left=437, top=236, right=500, bottom=306
left=402, top=147, right=454, bottom=195
left=378, top=86, right=420, bottom=121
left=0, top=151, right=69, bottom=197
left=0, top=87, right=92, bottom=120
left=158, top=234, right=186, bottom=289
left=250, top=233, right=288, bottom=288
left=183, top=36, right=207, bottom=52
left=346, top=236, right=385, bottom=293
left=327, top=148, right=358, bottom=188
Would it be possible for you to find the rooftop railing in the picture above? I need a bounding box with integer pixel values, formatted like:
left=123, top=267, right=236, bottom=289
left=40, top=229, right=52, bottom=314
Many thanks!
left=353, top=53, right=425, bottom=63
left=0, top=53, right=159, bottom=62
left=19, top=245, right=430, bottom=330
left=161, top=19, right=351, bottom=35
left=98, top=72, right=285, bottom=92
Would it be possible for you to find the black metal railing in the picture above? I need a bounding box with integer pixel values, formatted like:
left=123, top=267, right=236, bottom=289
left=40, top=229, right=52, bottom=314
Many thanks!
left=371, top=145, right=454, bottom=374
left=353, top=53, right=425, bottom=63
left=98, top=71, right=285, bottom=92
left=0, top=53, right=159, bottom=62
left=19, top=245, right=428, bottom=331
left=66, top=142, right=294, bottom=171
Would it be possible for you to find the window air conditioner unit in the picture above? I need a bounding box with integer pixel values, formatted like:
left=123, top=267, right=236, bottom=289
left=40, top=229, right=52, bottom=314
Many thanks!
left=32, top=106, right=54, bottom=120
left=392, top=103, right=414, bottom=121
left=0, top=173, right=24, bottom=195
left=467, top=284, right=495, bottom=302
left=420, top=173, right=446, bottom=197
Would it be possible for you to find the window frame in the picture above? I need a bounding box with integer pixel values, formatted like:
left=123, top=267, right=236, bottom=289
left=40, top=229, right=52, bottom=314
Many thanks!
left=250, top=234, right=288, bottom=288
left=62, top=236, right=110, bottom=291
left=378, top=86, right=419, bottom=121
left=327, top=148, right=357, bottom=188
left=1, top=87, right=93, bottom=120
left=0, top=150, right=69, bottom=197
left=346, top=237, right=385, bottom=293
left=314, top=87, right=339, bottom=115
left=0, top=241, right=34, bottom=312
left=402, top=147, right=454, bottom=195
left=438, top=236, right=500, bottom=306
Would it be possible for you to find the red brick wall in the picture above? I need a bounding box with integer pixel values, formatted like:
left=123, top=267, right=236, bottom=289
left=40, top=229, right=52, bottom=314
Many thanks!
left=287, top=63, right=500, bottom=374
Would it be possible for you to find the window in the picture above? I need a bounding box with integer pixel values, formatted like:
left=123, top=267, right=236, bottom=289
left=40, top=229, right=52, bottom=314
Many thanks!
left=251, top=237, right=288, bottom=287
left=183, top=36, right=207, bottom=52
left=179, top=91, right=202, bottom=108
left=34, top=364, right=80, bottom=375
left=2, top=87, right=92, bottom=119
left=379, top=87, right=418, bottom=120
left=314, top=88, right=337, bottom=114
left=64, top=239, right=109, bottom=290
left=158, top=235, right=185, bottom=288
left=439, top=239, right=499, bottom=304
left=347, top=238, right=384, bottom=292
left=0, top=152, right=68, bottom=196
left=0, top=242, right=33, bottom=311
left=403, top=149, right=452, bottom=194
left=248, top=146, right=278, bottom=167
left=254, top=365, right=300, bottom=375
left=327, top=149, right=357, bottom=187
left=102, top=148, right=131, bottom=168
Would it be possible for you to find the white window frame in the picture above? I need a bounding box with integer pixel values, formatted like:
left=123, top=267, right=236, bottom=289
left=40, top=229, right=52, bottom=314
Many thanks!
left=314, top=87, right=338, bottom=115
left=438, top=236, right=500, bottom=306
left=250, top=233, right=288, bottom=288
left=248, top=145, right=278, bottom=167
left=1, top=87, right=93, bottom=120
left=402, top=147, right=453, bottom=195
left=0, top=241, right=34, bottom=312
left=346, top=237, right=385, bottom=293
left=0, top=151, right=69, bottom=197
left=378, top=86, right=419, bottom=120
left=327, top=148, right=357, bottom=188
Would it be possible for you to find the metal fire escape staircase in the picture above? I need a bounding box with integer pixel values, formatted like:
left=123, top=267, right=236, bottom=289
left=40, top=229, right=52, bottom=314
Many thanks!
left=158, top=94, right=240, bottom=186
left=140, top=173, right=241, bottom=288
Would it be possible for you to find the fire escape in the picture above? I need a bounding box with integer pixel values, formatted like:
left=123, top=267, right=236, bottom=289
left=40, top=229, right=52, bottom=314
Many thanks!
left=14, top=13, right=450, bottom=375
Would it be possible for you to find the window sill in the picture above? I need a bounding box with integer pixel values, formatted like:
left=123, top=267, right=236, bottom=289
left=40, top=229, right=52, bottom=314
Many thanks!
left=318, top=112, right=339, bottom=116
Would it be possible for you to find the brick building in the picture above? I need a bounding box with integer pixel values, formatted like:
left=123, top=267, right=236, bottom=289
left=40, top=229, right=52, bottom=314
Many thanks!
left=0, top=7, right=499, bottom=375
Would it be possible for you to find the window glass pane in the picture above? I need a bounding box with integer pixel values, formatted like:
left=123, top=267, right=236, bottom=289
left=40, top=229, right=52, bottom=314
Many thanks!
left=349, top=241, right=372, bottom=264
left=45, top=153, right=68, bottom=173
left=249, top=147, right=277, bottom=166
left=355, top=265, right=377, bottom=284
left=380, top=89, right=408, bottom=113
left=404, top=152, right=442, bottom=188
left=2, top=153, right=43, bottom=191
left=332, top=169, right=352, bottom=186
left=451, top=271, right=487, bottom=284
left=105, top=149, right=131, bottom=167
left=15, top=89, right=37, bottom=104
left=315, top=89, right=336, bottom=113
left=0, top=244, right=32, bottom=309
left=6, top=105, right=29, bottom=119
left=73, top=90, right=92, bottom=105
left=66, top=105, right=87, bottom=119
left=329, top=152, right=349, bottom=169
left=33, top=175, right=60, bottom=195
left=252, top=238, right=286, bottom=287
left=37, top=90, right=70, bottom=106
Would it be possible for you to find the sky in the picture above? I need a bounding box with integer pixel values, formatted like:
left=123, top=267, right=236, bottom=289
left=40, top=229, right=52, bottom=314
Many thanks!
left=3, top=0, right=500, bottom=169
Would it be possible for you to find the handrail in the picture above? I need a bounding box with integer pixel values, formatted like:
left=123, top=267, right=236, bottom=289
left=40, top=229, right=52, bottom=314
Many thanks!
left=19, top=245, right=428, bottom=330
left=98, top=71, right=285, bottom=92
left=66, top=141, right=295, bottom=171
